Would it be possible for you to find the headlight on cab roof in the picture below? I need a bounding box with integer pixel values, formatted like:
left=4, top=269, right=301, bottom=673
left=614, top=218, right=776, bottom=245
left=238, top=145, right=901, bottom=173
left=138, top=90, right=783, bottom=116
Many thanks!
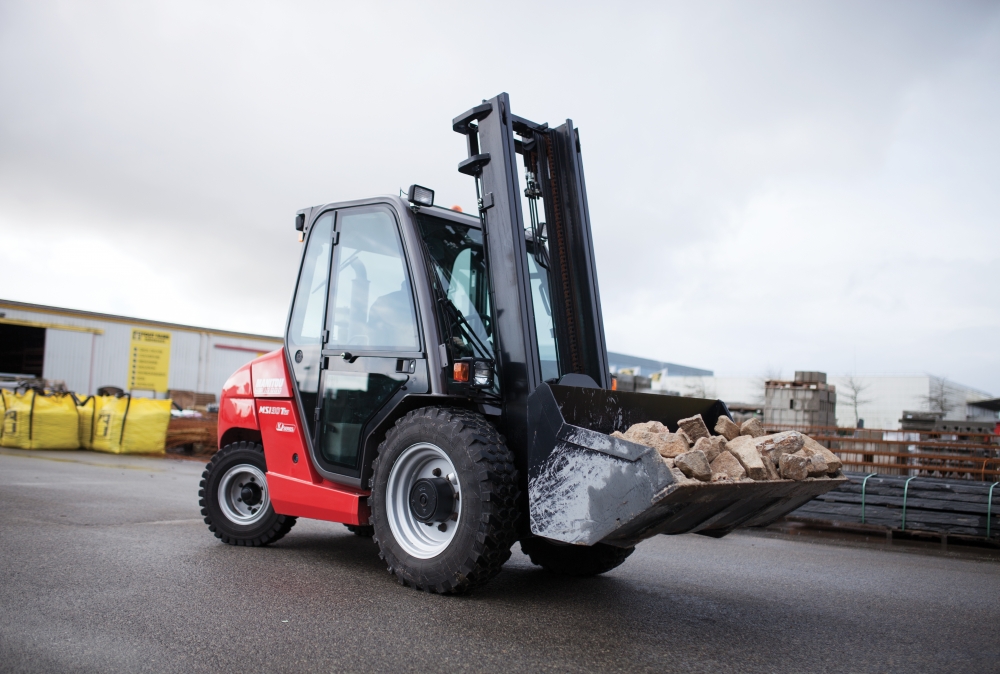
left=407, top=184, right=434, bottom=207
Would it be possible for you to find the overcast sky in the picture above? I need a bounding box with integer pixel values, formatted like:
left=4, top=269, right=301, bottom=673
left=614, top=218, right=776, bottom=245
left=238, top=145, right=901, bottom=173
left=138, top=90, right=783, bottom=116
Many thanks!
left=1, top=1, right=998, bottom=393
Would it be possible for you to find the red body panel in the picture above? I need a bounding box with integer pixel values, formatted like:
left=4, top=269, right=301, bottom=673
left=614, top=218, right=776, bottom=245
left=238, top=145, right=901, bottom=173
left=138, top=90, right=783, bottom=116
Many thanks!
left=222, top=362, right=253, bottom=398
left=219, top=398, right=258, bottom=434
left=251, top=350, right=292, bottom=397
left=217, top=347, right=369, bottom=525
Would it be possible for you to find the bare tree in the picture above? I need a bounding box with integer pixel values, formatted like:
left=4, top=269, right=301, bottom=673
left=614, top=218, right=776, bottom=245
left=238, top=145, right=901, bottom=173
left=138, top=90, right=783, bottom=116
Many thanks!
left=841, top=375, right=872, bottom=428
left=921, top=376, right=955, bottom=416
left=753, top=367, right=783, bottom=406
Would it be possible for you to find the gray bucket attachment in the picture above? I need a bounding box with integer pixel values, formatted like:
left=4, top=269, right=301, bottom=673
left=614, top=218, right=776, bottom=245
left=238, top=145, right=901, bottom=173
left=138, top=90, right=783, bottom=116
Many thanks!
left=527, top=383, right=846, bottom=547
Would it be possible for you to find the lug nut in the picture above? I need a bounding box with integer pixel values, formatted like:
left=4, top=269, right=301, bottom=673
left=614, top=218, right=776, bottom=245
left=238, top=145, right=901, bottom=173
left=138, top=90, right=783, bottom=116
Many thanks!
left=438, top=523, right=447, bottom=532
left=432, top=468, right=442, bottom=477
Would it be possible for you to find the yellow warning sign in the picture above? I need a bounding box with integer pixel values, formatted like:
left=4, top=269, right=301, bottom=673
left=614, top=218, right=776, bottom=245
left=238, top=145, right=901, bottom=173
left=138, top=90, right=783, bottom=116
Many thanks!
left=129, top=329, right=171, bottom=392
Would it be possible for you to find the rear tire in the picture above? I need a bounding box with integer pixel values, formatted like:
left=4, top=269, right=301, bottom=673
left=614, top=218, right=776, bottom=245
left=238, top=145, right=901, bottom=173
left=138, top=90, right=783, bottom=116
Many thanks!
left=199, top=441, right=296, bottom=546
left=369, top=407, right=519, bottom=594
left=345, top=524, right=375, bottom=537
left=520, top=537, right=634, bottom=576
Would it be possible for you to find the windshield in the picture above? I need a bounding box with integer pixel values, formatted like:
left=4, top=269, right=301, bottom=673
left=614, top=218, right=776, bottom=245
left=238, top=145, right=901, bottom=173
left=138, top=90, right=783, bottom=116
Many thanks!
left=415, top=214, right=493, bottom=362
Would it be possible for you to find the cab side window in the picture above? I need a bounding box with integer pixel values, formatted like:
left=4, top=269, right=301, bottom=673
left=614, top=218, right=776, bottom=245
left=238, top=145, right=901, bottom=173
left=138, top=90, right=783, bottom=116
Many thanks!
left=327, top=209, right=419, bottom=352
left=286, top=212, right=334, bottom=416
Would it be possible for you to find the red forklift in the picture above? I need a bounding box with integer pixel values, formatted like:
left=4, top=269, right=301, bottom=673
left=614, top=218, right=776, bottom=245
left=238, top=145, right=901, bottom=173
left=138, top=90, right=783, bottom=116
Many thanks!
left=200, top=94, right=844, bottom=593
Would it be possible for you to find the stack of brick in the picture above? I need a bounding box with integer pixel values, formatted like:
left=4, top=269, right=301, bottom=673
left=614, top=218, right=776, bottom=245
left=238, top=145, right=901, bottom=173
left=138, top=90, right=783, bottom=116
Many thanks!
left=764, top=371, right=836, bottom=428
left=612, top=413, right=843, bottom=485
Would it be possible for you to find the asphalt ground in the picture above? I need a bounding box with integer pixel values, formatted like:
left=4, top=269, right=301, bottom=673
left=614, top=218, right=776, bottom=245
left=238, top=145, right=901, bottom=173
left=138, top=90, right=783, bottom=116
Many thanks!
left=1, top=448, right=998, bottom=674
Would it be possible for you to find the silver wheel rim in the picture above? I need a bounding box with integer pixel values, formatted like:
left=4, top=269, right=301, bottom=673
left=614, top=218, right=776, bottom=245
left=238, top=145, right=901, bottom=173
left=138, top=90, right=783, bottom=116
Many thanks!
left=217, top=464, right=270, bottom=526
left=385, top=442, right=461, bottom=559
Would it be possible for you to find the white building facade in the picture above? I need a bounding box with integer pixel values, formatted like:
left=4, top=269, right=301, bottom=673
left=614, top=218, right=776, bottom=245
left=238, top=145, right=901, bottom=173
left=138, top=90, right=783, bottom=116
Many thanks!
left=654, top=374, right=995, bottom=430
left=0, top=300, right=282, bottom=399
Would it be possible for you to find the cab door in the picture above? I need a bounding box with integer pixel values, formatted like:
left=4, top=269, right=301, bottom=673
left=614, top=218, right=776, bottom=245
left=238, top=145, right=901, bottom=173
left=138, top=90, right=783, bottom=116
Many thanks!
left=312, top=205, right=426, bottom=483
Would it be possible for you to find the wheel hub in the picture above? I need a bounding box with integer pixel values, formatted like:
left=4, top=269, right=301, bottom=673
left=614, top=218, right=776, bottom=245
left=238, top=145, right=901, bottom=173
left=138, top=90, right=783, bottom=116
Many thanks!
left=385, top=442, right=462, bottom=559
left=240, top=482, right=263, bottom=507
left=409, top=477, right=454, bottom=523
left=217, top=464, right=269, bottom=525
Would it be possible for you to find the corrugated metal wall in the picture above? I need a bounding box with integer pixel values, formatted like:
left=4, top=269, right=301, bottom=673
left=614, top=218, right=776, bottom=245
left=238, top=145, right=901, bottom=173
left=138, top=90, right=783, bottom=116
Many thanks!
left=2, top=303, right=282, bottom=399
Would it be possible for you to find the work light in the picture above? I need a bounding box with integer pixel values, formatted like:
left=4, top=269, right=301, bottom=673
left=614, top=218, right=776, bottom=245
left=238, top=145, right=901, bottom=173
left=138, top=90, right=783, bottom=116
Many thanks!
left=407, top=184, right=435, bottom=207
left=473, top=360, right=493, bottom=388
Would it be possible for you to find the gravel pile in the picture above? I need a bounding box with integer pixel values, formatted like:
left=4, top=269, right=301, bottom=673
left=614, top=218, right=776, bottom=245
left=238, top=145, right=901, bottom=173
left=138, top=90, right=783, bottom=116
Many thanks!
left=612, top=415, right=843, bottom=485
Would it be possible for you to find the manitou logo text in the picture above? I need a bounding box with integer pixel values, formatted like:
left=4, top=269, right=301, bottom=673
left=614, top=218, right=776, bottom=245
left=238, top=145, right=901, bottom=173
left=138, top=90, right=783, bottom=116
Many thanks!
left=258, top=406, right=289, bottom=416
left=254, top=378, right=285, bottom=395
left=275, top=422, right=296, bottom=433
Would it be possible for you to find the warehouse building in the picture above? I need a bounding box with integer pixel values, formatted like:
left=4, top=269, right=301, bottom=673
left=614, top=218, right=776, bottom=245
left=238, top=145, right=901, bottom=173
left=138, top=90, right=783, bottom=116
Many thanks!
left=0, top=300, right=282, bottom=399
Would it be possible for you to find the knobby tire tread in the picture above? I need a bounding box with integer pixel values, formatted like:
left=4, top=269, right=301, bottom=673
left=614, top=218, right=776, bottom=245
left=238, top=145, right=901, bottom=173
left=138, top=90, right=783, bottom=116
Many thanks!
left=369, top=407, right=519, bottom=595
left=520, top=538, right=635, bottom=577
left=199, top=441, right=296, bottom=547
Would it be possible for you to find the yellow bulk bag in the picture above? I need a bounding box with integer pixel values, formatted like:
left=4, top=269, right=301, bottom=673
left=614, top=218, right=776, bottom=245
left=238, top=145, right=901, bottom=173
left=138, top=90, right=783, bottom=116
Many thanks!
left=75, top=395, right=105, bottom=450
left=92, top=396, right=172, bottom=454
left=1, top=389, right=81, bottom=450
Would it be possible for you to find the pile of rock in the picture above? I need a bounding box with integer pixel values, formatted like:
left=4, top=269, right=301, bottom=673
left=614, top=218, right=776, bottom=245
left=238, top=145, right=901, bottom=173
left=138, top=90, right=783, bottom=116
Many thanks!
left=611, top=414, right=842, bottom=485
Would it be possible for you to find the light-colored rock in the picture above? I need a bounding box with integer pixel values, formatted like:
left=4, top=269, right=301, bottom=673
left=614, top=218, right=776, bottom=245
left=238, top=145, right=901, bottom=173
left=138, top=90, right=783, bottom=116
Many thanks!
left=712, top=473, right=732, bottom=482
left=740, top=418, right=766, bottom=438
left=725, top=436, right=768, bottom=480
left=801, top=435, right=843, bottom=473
left=756, top=431, right=806, bottom=465
left=623, top=429, right=690, bottom=459
left=670, top=466, right=693, bottom=483
left=677, top=415, right=711, bottom=443
left=711, top=436, right=728, bottom=461
left=662, top=457, right=675, bottom=468
left=677, top=429, right=693, bottom=448
left=780, top=452, right=810, bottom=480
left=626, top=421, right=668, bottom=435
left=761, top=453, right=781, bottom=480
left=806, top=453, right=829, bottom=477
left=675, top=450, right=712, bottom=481
left=709, top=450, right=747, bottom=480
left=693, top=436, right=725, bottom=463
left=611, top=430, right=627, bottom=440
left=714, top=416, right=741, bottom=441
left=656, top=434, right=691, bottom=458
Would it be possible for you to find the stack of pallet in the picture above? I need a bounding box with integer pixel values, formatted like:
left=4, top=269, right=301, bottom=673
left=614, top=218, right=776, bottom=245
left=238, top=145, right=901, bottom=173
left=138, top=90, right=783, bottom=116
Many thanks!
left=165, top=416, right=218, bottom=454
left=790, top=472, right=1000, bottom=539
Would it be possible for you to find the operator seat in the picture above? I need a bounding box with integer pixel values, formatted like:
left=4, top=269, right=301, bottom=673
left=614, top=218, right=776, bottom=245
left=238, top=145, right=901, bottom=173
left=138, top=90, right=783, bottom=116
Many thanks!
left=366, top=282, right=418, bottom=349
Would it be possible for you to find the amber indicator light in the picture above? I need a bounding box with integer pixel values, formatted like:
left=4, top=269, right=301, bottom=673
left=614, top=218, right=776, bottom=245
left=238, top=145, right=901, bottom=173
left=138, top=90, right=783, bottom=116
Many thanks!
left=453, top=362, right=470, bottom=383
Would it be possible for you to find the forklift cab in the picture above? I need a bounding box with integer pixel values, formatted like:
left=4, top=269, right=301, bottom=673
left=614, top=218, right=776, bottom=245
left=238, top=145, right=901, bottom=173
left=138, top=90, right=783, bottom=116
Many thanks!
left=285, top=195, right=546, bottom=490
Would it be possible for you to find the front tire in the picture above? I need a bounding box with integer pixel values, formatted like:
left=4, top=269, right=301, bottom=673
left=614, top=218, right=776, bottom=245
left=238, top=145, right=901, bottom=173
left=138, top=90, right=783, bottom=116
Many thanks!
left=520, top=537, right=635, bottom=576
left=199, top=441, right=296, bottom=546
left=369, top=407, right=519, bottom=594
